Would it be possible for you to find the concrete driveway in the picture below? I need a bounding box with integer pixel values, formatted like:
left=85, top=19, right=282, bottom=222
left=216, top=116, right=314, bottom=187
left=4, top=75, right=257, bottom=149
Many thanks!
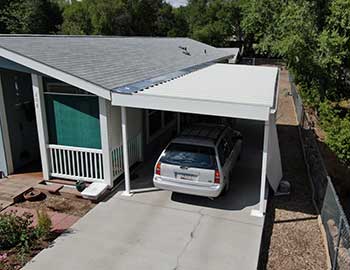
left=24, top=120, right=266, bottom=270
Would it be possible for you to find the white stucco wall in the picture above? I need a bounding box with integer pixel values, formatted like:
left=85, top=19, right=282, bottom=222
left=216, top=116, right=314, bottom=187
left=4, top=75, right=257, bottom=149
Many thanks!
left=110, top=106, right=143, bottom=149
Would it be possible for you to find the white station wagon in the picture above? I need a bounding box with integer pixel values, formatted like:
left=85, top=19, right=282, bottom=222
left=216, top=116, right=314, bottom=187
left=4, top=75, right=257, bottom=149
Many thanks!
left=153, top=124, right=243, bottom=198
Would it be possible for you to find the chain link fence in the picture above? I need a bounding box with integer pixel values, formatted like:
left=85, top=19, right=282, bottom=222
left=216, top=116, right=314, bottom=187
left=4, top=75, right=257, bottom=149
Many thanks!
left=289, top=75, right=350, bottom=270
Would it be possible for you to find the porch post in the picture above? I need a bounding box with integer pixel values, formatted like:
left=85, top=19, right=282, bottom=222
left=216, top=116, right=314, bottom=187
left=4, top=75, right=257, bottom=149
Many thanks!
left=31, top=74, right=50, bottom=180
left=121, top=106, right=132, bottom=196
left=251, top=119, right=270, bottom=217
left=99, top=97, right=113, bottom=187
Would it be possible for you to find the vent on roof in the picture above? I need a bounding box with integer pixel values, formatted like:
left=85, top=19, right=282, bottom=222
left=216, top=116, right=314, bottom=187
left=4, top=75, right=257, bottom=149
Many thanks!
left=179, top=45, right=191, bottom=56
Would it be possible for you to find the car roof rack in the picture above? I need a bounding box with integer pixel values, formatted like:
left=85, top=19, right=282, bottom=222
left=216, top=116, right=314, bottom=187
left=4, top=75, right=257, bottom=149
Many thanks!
left=180, top=124, right=227, bottom=142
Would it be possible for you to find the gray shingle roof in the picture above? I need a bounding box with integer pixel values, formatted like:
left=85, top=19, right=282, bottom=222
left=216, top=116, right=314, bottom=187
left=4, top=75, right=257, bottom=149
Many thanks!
left=0, top=35, right=235, bottom=91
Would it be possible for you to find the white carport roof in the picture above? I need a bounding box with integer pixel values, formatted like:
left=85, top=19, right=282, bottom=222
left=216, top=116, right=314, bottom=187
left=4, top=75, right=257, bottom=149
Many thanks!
left=114, top=63, right=283, bottom=217
left=112, top=64, right=279, bottom=121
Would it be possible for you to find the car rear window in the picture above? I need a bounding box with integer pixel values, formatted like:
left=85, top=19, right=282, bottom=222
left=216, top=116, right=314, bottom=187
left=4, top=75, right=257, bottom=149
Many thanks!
left=160, top=143, right=217, bottom=169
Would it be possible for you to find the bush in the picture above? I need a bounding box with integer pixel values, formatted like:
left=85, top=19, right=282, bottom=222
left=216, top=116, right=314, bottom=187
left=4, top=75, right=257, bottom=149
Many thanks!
left=0, top=211, right=35, bottom=251
left=35, top=210, right=52, bottom=239
left=319, top=101, right=350, bottom=165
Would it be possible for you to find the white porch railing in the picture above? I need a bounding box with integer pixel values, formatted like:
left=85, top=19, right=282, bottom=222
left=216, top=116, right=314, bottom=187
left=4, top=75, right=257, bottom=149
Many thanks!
left=111, top=132, right=142, bottom=179
left=48, top=144, right=104, bottom=182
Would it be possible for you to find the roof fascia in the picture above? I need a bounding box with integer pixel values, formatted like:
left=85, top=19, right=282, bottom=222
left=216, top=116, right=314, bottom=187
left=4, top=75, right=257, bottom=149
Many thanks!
left=112, top=92, right=270, bottom=121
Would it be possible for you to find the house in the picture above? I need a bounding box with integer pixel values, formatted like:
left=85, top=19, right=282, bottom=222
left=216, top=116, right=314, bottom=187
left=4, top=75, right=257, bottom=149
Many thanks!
left=0, top=35, right=280, bottom=217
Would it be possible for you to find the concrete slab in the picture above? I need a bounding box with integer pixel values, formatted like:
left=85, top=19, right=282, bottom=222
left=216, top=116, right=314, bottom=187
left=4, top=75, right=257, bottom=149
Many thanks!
left=22, top=119, right=266, bottom=270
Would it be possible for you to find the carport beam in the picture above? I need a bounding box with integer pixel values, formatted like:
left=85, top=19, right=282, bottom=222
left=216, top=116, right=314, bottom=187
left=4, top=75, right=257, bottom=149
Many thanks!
left=121, top=106, right=132, bottom=196
left=251, top=120, right=269, bottom=217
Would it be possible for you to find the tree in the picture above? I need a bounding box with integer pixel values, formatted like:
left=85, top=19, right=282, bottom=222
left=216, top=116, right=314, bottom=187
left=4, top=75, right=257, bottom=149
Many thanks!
left=0, top=0, right=62, bottom=34
left=61, top=0, right=92, bottom=34
left=187, top=0, right=241, bottom=47
left=167, top=7, right=189, bottom=37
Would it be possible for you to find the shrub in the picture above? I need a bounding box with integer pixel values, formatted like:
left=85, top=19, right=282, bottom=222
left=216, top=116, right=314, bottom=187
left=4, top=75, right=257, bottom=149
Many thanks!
left=35, top=210, right=52, bottom=239
left=0, top=211, right=35, bottom=251
left=319, top=101, right=350, bottom=165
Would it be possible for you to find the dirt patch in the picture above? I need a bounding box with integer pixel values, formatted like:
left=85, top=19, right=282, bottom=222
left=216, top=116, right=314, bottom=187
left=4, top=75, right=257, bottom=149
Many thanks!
left=259, top=67, right=328, bottom=270
left=14, top=189, right=96, bottom=217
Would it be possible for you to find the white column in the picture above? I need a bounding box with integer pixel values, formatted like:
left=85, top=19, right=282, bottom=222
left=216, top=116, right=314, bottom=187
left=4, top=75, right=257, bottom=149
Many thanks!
left=121, top=106, right=132, bottom=196
left=32, top=74, right=50, bottom=180
left=0, top=74, right=13, bottom=175
left=251, top=120, right=270, bottom=217
left=99, top=97, right=113, bottom=187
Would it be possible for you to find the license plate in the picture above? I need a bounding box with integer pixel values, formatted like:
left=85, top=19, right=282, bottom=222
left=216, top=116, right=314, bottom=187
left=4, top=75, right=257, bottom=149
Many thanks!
left=176, top=173, right=196, bottom=181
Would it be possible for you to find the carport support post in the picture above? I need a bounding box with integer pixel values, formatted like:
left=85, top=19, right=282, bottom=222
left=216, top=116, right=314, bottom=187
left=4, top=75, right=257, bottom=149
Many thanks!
left=251, top=120, right=269, bottom=217
left=121, top=106, right=132, bottom=196
left=32, top=74, right=50, bottom=180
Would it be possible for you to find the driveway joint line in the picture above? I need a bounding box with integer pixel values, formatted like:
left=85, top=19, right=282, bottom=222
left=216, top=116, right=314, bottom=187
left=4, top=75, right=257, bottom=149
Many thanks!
left=116, top=195, right=264, bottom=227
left=173, top=209, right=204, bottom=270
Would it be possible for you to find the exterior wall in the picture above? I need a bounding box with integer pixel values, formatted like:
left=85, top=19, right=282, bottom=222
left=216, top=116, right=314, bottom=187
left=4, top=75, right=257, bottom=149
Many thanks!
left=110, top=106, right=143, bottom=149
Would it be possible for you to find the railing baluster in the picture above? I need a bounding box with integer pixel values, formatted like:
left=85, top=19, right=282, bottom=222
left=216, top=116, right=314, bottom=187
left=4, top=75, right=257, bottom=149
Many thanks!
left=58, top=149, right=63, bottom=174
left=63, top=150, right=67, bottom=175
left=76, top=151, right=80, bottom=177
left=100, top=154, right=103, bottom=179
left=50, top=148, right=55, bottom=174
left=67, top=150, right=71, bottom=176
left=94, top=153, right=98, bottom=179
left=89, top=152, right=93, bottom=179
left=72, top=151, right=76, bottom=176
left=54, top=148, right=58, bottom=175
left=85, top=152, right=88, bottom=178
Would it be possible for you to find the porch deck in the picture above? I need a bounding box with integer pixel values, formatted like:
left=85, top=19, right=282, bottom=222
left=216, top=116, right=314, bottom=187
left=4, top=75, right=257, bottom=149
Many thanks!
left=0, top=172, right=43, bottom=210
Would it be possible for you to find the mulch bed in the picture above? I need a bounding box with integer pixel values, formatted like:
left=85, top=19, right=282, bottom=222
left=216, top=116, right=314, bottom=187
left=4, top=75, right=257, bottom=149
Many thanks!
left=15, top=189, right=96, bottom=217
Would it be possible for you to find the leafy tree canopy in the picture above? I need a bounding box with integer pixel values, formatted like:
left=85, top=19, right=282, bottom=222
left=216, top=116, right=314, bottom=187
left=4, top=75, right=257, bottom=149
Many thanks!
left=0, top=0, right=62, bottom=34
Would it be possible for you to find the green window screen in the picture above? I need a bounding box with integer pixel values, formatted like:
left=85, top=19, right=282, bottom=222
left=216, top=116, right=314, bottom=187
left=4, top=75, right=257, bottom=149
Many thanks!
left=45, top=95, right=101, bottom=149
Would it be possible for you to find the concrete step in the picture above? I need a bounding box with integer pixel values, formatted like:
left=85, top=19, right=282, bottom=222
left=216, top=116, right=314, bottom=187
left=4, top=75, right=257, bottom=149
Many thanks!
left=35, top=183, right=64, bottom=193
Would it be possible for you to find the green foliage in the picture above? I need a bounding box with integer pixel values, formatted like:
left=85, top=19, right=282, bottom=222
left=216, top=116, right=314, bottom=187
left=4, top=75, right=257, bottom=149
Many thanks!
left=187, top=0, right=241, bottom=46
left=61, top=1, right=92, bottom=34
left=0, top=0, right=62, bottom=34
left=35, top=210, right=52, bottom=239
left=319, top=102, right=350, bottom=165
left=240, top=0, right=350, bottom=164
left=0, top=211, right=35, bottom=251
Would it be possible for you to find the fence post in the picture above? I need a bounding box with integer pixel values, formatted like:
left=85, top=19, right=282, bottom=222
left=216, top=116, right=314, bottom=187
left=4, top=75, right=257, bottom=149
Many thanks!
left=333, top=217, right=343, bottom=270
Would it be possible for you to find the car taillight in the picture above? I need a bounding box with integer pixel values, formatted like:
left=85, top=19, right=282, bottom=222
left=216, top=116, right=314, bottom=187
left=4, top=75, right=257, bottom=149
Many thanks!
left=155, top=162, right=161, bottom=175
left=214, top=170, right=220, bottom=184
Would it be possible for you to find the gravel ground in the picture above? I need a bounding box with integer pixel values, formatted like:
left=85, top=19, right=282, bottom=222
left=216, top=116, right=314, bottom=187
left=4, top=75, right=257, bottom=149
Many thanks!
left=259, top=67, right=328, bottom=270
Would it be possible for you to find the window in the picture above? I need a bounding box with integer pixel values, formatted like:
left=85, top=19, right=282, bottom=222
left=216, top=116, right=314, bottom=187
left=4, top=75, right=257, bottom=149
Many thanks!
left=218, top=137, right=232, bottom=165
left=43, top=77, right=92, bottom=96
left=161, top=143, right=217, bottom=169
left=218, top=140, right=226, bottom=165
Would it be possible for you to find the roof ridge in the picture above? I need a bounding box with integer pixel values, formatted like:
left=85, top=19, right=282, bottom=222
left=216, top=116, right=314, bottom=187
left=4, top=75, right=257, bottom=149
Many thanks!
left=0, top=34, right=190, bottom=39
